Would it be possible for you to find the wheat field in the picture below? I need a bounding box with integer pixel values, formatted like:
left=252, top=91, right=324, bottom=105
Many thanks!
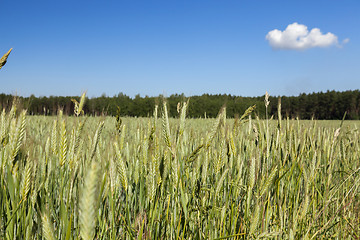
left=0, top=97, right=360, bottom=239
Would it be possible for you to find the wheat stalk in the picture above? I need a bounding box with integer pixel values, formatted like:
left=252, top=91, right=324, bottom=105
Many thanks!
left=42, top=211, right=56, bottom=240
left=0, top=48, right=12, bottom=70
left=90, top=121, right=104, bottom=160
left=162, top=101, right=172, bottom=150
left=80, top=161, right=99, bottom=240
left=114, top=141, right=128, bottom=191
left=51, top=119, right=58, bottom=155
left=20, top=157, right=32, bottom=201
left=59, top=120, right=68, bottom=166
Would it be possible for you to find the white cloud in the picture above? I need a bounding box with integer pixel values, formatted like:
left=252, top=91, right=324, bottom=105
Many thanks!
left=342, top=38, right=350, bottom=44
left=266, top=22, right=346, bottom=50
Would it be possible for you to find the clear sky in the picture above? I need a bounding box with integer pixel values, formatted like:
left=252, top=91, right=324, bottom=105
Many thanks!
left=0, top=0, right=359, bottom=98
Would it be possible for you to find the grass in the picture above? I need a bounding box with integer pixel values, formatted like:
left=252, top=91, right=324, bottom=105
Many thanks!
left=0, top=98, right=360, bottom=239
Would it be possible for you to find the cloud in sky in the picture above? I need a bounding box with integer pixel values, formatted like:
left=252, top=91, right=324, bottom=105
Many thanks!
left=266, top=22, right=347, bottom=50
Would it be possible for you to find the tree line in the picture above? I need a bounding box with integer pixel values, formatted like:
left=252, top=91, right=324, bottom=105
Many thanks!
left=0, top=90, right=359, bottom=119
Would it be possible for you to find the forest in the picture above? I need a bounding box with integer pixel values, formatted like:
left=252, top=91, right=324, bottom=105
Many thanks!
left=0, top=89, right=359, bottom=119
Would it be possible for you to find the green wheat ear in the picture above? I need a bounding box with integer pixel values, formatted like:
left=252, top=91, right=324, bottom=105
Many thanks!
left=42, top=211, right=56, bottom=240
left=80, top=161, right=99, bottom=240
left=0, top=48, right=12, bottom=70
left=72, top=91, right=87, bottom=116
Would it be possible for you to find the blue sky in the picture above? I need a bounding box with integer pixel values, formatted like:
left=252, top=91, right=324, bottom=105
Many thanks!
left=0, top=0, right=359, bottom=98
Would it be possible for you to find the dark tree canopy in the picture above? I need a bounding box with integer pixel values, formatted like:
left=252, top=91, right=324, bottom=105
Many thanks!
left=0, top=90, right=359, bottom=120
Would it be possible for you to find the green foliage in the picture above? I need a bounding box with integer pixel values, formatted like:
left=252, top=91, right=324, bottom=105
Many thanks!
left=1, top=90, right=360, bottom=119
left=0, top=97, right=360, bottom=239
